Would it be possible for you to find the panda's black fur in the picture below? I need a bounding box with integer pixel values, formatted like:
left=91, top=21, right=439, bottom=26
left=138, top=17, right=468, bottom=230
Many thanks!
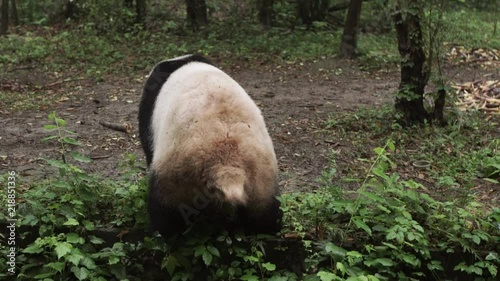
left=138, top=55, right=212, bottom=166
left=138, top=55, right=282, bottom=237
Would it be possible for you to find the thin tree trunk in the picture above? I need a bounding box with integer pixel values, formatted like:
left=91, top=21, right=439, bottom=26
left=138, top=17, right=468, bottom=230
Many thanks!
left=297, top=0, right=313, bottom=27
left=186, top=0, right=208, bottom=30
left=431, top=0, right=447, bottom=126
left=124, top=0, right=133, bottom=8
left=258, top=0, right=274, bottom=27
left=433, top=88, right=446, bottom=125
left=10, top=0, right=17, bottom=26
left=0, top=0, right=8, bottom=35
left=65, top=0, right=75, bottom=19
left=494, top=4, right=498, bottom=36
left=297, top=0, right=329, bottom=27
left=392, top=5, right=430, bottom=124
left=340, top=0, right=363, bottom=58
left=136, top=0, right=147, bottom=23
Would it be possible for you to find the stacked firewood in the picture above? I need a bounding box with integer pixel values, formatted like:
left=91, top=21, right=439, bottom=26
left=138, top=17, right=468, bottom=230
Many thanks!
left=453, top=80, right=500, bottom=114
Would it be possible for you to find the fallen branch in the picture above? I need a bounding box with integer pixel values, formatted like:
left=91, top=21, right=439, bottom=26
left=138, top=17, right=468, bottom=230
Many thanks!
left=11, top=65, right=36, bottom=71
left=90, top=154, right=113, bottom=160
left=99, top=121, right=132, bottom=133
left=298, top=104, right=323, bottom=108
left=43, top=78, right=88, bottom=88
left=324, top=140, right=340, bottom=147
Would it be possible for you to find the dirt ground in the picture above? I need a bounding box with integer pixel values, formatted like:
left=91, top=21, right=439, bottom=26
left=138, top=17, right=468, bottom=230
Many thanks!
left=0, top=58, right=498, bottom=196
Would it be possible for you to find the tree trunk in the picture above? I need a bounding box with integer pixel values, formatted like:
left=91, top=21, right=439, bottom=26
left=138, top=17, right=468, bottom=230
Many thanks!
left=493, top=3, right=498, bottom=36
left=392, top=5, right=431, bottom=124
left=136, top=0, right=147, bottom=23
left=10, top=0, right=17, bottom=25
left=297, top=0, right=311, bottom=26
left=433, top=88, right=446, bottom=126
left=0, top=0, right=8, bottom=35
left=124, top=0, right=133, bottom=8
left=297, top=0, right=328, bottom=27
left=340, top=0, right=363, bottom=58
left=65, top=0, right=75, bottom=19
left=186, top=0, right=208, bottom=30
left=258, top=0, right=274, bottom=27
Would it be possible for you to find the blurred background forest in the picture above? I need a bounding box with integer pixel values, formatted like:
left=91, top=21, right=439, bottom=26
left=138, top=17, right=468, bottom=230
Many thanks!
left=0, top=0, right=498, bottom=72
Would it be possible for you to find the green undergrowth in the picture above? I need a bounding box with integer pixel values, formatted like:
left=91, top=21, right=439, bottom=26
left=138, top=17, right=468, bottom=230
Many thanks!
left=324, top=106, right=500, bottom=201
left=357, top=32, right=399, bottom=70
left=0, top=111, right=499, bottom=280
left=0, top=23, right=339, bottom=80
left=443, top=10, right=500, bottom=49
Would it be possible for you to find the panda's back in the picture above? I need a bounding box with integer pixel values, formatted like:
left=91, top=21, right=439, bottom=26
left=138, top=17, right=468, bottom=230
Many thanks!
left=150, top=62, right=272, bottom=171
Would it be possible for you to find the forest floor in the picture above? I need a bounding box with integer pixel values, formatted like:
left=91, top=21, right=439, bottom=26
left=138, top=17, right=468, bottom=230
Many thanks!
left=1, top=57, right=498, bottom=202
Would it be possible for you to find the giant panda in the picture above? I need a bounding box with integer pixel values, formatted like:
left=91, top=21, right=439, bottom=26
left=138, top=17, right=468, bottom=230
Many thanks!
left=138, top=55, right=282, bottom=237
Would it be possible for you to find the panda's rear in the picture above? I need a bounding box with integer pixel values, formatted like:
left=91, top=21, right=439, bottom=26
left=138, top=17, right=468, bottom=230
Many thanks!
left=139, top=55, right=282, bottom=237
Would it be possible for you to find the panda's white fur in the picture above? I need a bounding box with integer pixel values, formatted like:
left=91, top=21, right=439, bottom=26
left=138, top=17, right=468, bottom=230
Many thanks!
left=150, top=61, right=277, bottom=205
left=139, top=55, right=281, bottom=236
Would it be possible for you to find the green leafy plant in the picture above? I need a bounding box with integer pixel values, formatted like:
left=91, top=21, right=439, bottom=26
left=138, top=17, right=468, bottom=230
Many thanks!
left=477, top=139, right=500, bottom=183
left=281, top=138, right=499, bottom=280
left=41, top=112, right=73, bottom=141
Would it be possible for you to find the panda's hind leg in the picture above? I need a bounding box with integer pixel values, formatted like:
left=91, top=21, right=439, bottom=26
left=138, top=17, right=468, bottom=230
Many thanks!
left=147, top=173, right=185, bottom=237
left=242, top=197, right=282, bottom=234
